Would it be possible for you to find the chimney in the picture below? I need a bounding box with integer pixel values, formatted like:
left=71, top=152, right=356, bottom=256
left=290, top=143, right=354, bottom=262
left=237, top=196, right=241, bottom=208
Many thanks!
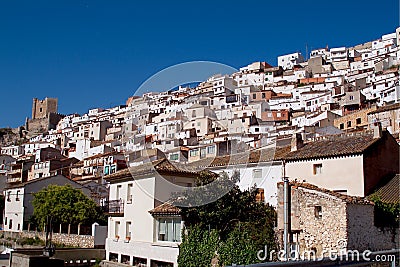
left=291, top=133, right=304, bottom=152
left=373, top=121, right=382, bottom=139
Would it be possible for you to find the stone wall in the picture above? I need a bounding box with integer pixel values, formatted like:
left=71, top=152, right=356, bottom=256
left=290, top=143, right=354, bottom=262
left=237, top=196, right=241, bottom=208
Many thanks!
left=346, top=204, right=398, bottom=251
left=277, top=184, right=348, bottom=257
left=277, top=184, right=399, bottom=259
left=11, top=253, right=64, bottom=267
left=3, top=230, right=94, bottom=248
left=32, top=98, right=58, bottom=120
left=334, top=107, right=376, bottom=131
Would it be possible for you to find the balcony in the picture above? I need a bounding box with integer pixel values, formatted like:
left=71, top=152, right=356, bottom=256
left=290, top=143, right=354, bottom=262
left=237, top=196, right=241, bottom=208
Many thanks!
left=102, top=199, right=124, bottom=216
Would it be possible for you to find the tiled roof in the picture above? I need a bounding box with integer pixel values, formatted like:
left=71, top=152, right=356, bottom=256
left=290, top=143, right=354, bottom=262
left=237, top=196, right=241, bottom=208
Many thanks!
left=186, top=146, right=291, bottom=170
left=367, top=103, right=400, bottom=115
left=282, top=181, right=373, bottom=205
left=104, top=158, right=199, bottom=182
left=84, top=151, right=122, bottom=160
left=282, top=131, right=380, bottom=161
left=368, top=174, right=399, bottom=203
left=148, top=202, right=181, bottom=216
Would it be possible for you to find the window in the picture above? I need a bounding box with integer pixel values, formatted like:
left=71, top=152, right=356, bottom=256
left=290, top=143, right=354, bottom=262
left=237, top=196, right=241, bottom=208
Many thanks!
left=9, top=219, right=12, bottom=230
left=313, top=164, right=322, bottom=175
left=262, top=93, right=266, bottom=98
left=4, top=217, right=7, bottom=226
left=192, top=110, right=196, bottom=118
left=253, top=93, right=256, bottom=99
left=349, top=95, right=354, bottom=100
left=189, top=150, right=198, bottom=157
left=104, top=166, right=110, bottom=175
left=169, top=154, right=179, bottom=161
left=7, top=191, right=11, bottom=202
left=207, top=146, right=215, bottom=154
left=16, top=190, right=20, bottom=201
left=126, top=221, right=132, bottom=239
left=256, top=188, right=265, bottom=203
left=356, top=118, right=362, bottom=125
left=255, top=127, right=259, bottom=132
left=339, top=123, right=344, bottom=130
left=116, top=185, right=121, bottom=200
left=347, top=121, right=352, bottom=127
left=157, top=218, right=182, bottom=242
left=253, top=169, right=262, bottom=179
left=127, top=184, right=133, bottom=204
left=314, top=206, right=322, bottom=219
left=115, top=221, right=120, bottom=238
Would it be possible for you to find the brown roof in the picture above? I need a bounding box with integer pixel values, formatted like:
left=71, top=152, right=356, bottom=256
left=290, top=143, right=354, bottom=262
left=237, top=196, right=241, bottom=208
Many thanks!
left=186, top=146, right=291, bottom=170
left=104, top=158, right=199, bottom=182
left=367, top=103, right=400, bottom=115
left=368, top=174, right=399, bottom=203
left=282, top=131, right=380, bottom=161
left=149, top=202, right=181, bottom=216
left=84, top=151, right=123, bottom=160
left=282, top=181, right=373, bottom=205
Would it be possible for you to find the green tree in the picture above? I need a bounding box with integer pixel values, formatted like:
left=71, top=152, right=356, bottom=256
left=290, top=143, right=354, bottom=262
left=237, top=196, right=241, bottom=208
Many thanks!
left=32, top=184, right=98, bottom=228
left=178, top=225, right=219, bottom=267
left=368, top=194, right=400, bottom=228
left=175, top=171, right=277, bottom=266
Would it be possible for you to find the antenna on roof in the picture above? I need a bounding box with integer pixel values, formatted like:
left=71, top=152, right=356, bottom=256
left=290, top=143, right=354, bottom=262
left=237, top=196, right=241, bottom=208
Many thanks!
left=305, top=43, right=308, bottom=61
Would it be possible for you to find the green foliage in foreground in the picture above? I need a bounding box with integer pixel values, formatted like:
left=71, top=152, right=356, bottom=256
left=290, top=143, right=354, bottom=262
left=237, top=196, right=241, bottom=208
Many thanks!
left=32, top=184, right=99, bottom=229
left=176, top=171, right=277, bottom=267
left=369, top=194, right=400, bottom=228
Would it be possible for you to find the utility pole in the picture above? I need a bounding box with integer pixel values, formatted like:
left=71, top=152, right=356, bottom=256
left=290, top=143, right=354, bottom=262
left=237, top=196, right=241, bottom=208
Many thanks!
left=43, top=216, right=55, bottom=257
left=282, top=160, right=290, bottom=261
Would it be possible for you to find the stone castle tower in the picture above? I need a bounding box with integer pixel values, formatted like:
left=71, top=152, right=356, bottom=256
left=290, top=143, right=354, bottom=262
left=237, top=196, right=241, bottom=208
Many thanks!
left=32, top=97, right=58, bottom=119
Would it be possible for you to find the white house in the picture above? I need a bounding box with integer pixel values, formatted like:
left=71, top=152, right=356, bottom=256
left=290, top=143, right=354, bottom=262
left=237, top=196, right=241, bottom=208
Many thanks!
left=104, top=159, right=199, bottom=267
left=277, top=52, right=305, bottom=70
left=187, top=146, right=290, bottom=207
left=4, top=174, right=91, bottom=232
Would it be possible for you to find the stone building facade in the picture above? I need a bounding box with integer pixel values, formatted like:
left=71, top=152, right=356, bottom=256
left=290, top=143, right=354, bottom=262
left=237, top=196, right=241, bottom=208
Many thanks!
left=334, top=107, right=376, bottom=131
left=32, top=97, right=58, bottom=120
left=367, top=103, right=400, bottom=135
left=276, top=182, right=398, bottom=259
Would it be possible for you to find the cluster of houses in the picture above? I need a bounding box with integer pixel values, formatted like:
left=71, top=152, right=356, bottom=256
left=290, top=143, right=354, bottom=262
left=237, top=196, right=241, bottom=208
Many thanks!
left=0, top=28, right=399, bottom=267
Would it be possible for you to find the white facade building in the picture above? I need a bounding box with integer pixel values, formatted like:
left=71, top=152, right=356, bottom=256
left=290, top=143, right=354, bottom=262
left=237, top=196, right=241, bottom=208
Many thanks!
left=277, top=52, right=305, bottom=70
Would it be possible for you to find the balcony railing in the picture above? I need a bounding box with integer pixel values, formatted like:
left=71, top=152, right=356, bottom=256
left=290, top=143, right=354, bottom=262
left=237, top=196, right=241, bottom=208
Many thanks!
left=102, top=199, right=124, bottom=216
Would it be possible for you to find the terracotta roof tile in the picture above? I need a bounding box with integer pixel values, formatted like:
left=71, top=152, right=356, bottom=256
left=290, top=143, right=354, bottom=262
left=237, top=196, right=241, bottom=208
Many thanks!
left=149, top=202, right=181, bottom=216
left=369, top=174, right=399, bottom=203
left=104, top=158, right=200, bottom=181
left=186, top=146, right=291, bottom=170
left=281, top=181, right=374, bottom=205
left=367, top=103, right=400, bottom=115
left=282, top=131, right=379, bottom=161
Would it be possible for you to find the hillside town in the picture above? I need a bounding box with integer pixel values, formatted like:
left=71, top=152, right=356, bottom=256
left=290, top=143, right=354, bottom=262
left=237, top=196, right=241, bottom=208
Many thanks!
left=0, top=28, right=399, bottom=267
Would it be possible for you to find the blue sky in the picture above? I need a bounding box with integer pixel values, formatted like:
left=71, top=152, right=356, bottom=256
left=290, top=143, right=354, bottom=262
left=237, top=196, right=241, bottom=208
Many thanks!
left=0, top=0, right=398, bottom=127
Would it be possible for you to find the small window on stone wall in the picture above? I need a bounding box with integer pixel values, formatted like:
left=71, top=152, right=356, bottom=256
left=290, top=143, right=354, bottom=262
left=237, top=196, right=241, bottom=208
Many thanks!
left=314, top=206, right=322, bottom=219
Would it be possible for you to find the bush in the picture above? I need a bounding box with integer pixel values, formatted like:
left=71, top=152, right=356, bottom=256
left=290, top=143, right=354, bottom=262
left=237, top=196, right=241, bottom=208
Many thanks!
left=178, top=225, right=219, bottom=267
left=19, top=236, right=44, bottom=246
